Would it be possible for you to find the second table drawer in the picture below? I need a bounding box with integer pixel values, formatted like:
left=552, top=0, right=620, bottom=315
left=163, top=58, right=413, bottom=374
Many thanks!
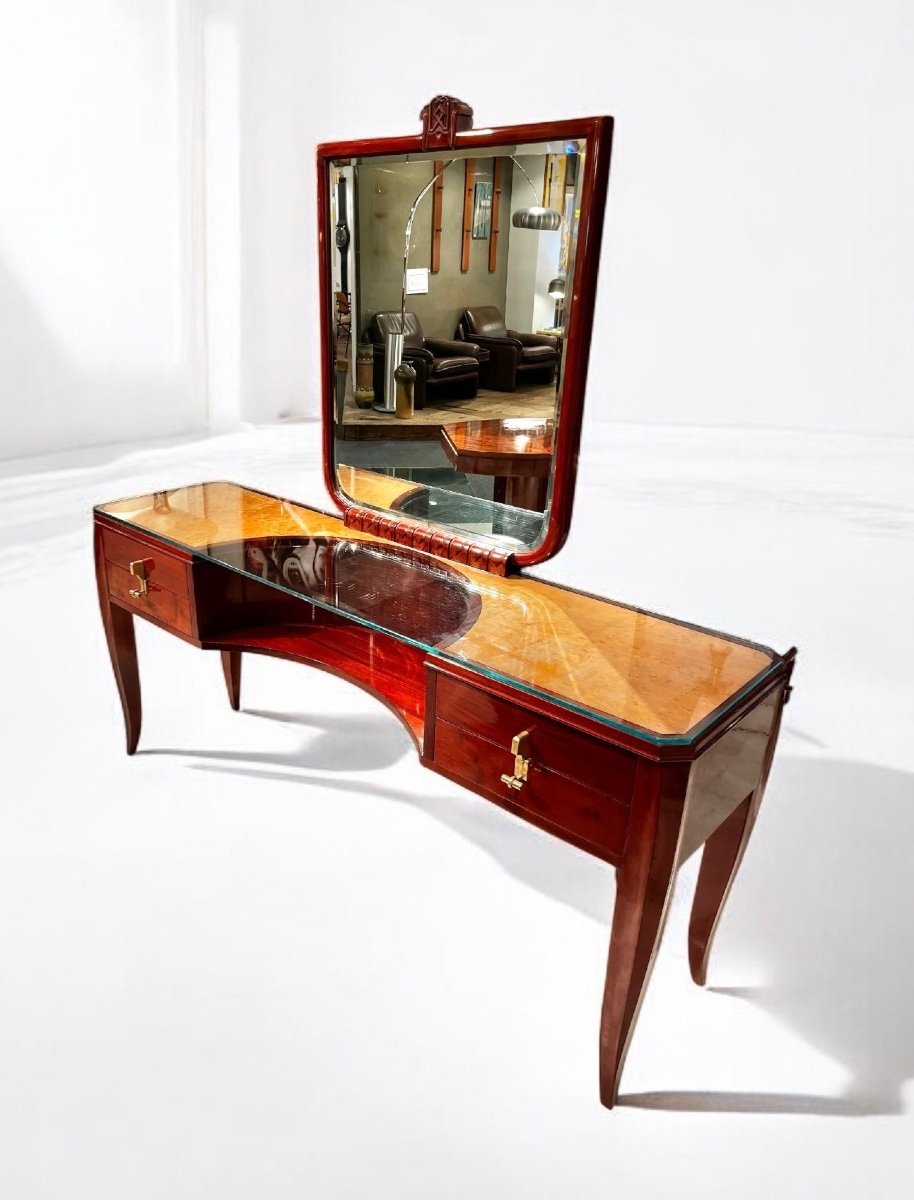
left=432, top=718, right=629, bottom=863
left=433, top=670, right=637, bottom=806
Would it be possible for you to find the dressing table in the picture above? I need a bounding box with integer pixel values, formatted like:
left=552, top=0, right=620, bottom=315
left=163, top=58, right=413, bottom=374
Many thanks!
left=94, top=97, right=795, bottom=1108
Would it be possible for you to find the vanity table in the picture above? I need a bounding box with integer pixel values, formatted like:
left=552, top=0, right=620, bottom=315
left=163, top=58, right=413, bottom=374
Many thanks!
left=94, top=97, right=795, bottom=1108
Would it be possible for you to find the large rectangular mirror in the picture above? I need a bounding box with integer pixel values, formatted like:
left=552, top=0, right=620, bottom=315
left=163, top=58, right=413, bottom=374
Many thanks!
left=318, top=101, right=612, bottom=568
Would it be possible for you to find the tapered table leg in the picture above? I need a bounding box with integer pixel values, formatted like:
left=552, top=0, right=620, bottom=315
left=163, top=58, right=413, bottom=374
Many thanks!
left=221, top=650, right=242, bottom=710
left=95, top=542, right=142, bottom=755
left=688, top=793, right=756, bottom=986
left=688, top=681, right=789, bottom=986
left=600, top=764, right=689, bottom=1107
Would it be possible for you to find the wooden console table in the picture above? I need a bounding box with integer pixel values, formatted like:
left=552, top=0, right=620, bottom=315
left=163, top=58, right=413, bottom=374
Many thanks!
left=94, top=481, right=794, bottom=1107
left=440, top=418, right=554, bottom=512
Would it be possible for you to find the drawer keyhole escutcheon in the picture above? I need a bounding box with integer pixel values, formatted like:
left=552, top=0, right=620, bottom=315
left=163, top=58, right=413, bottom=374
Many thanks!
left=128, top=558, right=152, bottom=598
left=500, top=729, right=532, bottom=791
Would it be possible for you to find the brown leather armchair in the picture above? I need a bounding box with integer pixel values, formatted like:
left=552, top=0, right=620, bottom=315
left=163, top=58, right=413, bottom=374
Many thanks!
left=456, top=305, right=559, bottom=392
left=369, top=311, right=482, bottom=409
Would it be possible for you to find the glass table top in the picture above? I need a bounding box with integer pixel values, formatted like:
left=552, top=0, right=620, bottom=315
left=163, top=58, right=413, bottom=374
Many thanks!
left=96, top=482, right=780, bottom=745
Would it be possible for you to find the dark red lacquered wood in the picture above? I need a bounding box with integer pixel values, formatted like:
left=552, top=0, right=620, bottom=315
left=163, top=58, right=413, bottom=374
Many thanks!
left=93, top=515, right=795, bottom=1109
left=433, top=670, right=636, bottom=803
left=430, top=717, right=629, bottom=864
left=94, top=524, right=142, bottom=754
left=420, top=95, right=474, bottom=151
left=207, top=621, right=427, bottom=747
left=688, top=670, right=792, bottom=986
left=221, top=650, right=242, bottom=711
left=599, top=759, right=691, bottom=1107
left=317, top=107, right=614, bottom=571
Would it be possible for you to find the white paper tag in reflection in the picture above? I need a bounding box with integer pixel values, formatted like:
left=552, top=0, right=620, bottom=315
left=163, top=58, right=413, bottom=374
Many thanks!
left=406, top=268, right=429, bottom=295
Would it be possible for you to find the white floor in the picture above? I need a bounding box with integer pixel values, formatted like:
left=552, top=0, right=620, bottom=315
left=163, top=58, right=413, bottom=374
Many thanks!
left=1, top=422, right=912, bottom=1198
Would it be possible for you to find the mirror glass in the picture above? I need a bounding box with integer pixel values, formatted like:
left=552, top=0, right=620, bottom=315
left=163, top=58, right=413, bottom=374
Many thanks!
left=328, top=137, right=588, bottom=553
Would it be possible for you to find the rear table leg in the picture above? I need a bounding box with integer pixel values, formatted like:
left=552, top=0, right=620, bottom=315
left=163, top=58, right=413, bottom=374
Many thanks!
left=221, top=650, right=242, bottom=710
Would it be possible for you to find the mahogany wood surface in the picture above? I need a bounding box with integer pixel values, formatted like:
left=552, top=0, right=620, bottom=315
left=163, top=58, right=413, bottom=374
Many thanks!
left=106, top=562, right=194, bottom=636
left=211, top=623, right=427, bottom=745
left=433, top=668, right=636, bottom=802
left=431, top=159, right=444, bottom=273
left=93, top=525, right=142, bottom=755
left=92, top=512, right=794, bottom=1108
left=440, top=418, right=553, bottom=512
left=221, top=650, right=242, bottom=711
left=101, top=525, right=191, bottom=597
left=440, top=417, right=554, bottom=471
left=461, top=158, right=474, bottom=273
left=688, top=675, right=791, bottom=986
left=599, top=760, right=691, bottom=1107
left=431, top=717, right=630, bottom=864
left=488, top=156, right=503, bottom=273
left=317, top=109, right=614, bottom=570
left=494, top=475, right=548, bottom=512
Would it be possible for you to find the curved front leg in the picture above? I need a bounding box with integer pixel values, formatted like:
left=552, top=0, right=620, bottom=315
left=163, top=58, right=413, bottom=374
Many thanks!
left=688, top=680, right=790, bottom=986
left=600, top=762, right=690, bottom=1107
left=94, top=526, right=142, bottom=754
left=688, top=793, right=756, bottom=986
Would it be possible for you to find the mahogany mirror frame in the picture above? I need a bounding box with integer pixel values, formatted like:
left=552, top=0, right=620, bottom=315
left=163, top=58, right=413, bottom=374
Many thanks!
left=316, top=98, right=614, bottom=570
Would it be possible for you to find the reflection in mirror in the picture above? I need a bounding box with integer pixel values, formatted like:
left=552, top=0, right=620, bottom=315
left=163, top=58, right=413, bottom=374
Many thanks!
left=329, top=139, right=587, bottom=551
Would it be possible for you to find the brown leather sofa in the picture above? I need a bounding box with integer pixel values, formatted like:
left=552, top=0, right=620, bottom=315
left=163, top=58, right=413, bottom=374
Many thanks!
left=369, top=311, right=482, bottom=409
left=455, top=306, right=559, bottom=392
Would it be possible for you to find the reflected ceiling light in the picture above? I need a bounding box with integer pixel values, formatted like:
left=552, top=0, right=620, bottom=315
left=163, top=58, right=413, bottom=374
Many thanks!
left=503, top=418, right=547, bottom=432
left=510, top=156, right=562, bottom=230
left=548, top=276, right=565, bottom=299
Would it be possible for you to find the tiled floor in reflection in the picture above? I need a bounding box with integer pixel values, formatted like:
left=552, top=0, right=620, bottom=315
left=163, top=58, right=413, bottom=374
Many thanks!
left=0, top=421, right=912, bottom=1199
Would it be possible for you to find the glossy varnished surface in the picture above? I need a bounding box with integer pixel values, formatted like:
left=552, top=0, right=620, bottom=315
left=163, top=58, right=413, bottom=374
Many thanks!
left=216, top=534, right=481, bottom=649
left=336, top=465, right=424, bottom=512
left=96, top=482, right=777, bottom=742
left=440, top=418, right=554, bottom=475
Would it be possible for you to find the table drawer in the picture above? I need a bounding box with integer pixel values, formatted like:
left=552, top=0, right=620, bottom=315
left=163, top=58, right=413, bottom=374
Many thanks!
left=105, top=561, right=194, bottom=636
left=432, top=718, right=628, bottom=862
left=433, top=671, right=637, bottom=806
left=102, top=526, right=191, bottom=600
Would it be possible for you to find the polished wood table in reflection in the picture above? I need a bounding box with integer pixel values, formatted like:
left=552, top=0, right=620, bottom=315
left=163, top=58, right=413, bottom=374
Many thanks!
left=93, top=482, right=794, bottom=1108
left=440, top=418, right=554, bottom=512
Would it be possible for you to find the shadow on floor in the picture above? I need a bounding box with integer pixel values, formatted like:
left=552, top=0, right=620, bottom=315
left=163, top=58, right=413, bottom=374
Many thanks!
left=154, top=714, right=914, bottom=1117
left=619, top=755, right=914, bottom=1116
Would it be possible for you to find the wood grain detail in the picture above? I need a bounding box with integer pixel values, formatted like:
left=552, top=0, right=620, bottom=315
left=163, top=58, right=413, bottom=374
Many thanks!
left=102, top=526, right=191, bottom=598
left=105, top=561, right=194, bottom=636
left=431, top=158, right=444, bottom=273
left=430, top=718, right=629, bottom=864
left=461, top=158, right=474, bottom=272
left=488, top=156, right=502, bottom=272
left=434, top=671, right=636, bottom=803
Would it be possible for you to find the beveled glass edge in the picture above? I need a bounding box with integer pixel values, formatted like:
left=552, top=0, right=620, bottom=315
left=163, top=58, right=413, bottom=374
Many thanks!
left=94, top=482, right=782, bottom=747
left=453, top=656, right=786, bottom=747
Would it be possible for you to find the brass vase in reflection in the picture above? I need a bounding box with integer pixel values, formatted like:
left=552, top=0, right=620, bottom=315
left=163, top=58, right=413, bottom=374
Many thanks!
left=395, top=359, right=416, bottom=419
left=130, top=492, right=219, bottom=544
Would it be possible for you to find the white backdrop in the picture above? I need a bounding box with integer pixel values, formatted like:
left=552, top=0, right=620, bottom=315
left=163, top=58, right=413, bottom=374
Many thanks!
left=1, top=0, right=912, bottom=457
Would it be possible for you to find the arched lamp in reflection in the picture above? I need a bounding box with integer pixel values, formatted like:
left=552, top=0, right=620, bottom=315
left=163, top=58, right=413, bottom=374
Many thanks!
left=511, top=157, right=563, bottom=230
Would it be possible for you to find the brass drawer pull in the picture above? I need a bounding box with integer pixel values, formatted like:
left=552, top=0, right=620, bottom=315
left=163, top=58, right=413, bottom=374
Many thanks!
left=500, top=729, right=531, bottom=791
left=128, top=558, right=152, bottom=598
